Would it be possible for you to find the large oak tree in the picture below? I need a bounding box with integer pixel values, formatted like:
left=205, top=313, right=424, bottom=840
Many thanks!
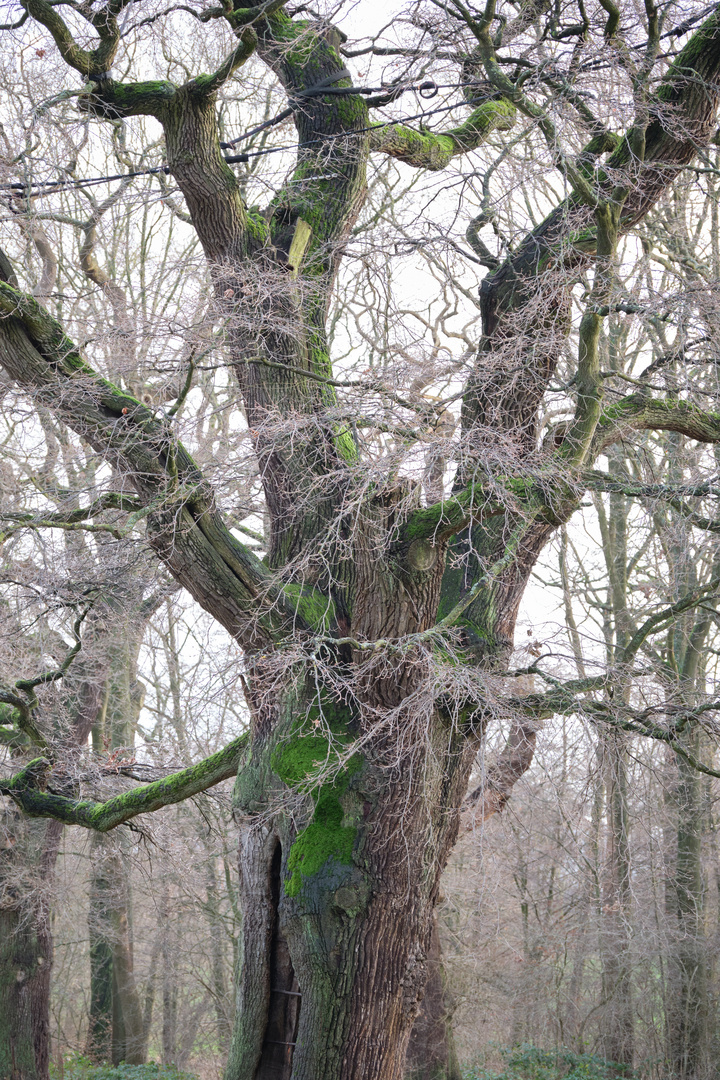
left=4, top=0, right=720, bottom=1077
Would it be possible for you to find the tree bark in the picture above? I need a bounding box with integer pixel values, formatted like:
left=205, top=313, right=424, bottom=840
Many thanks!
left=228, top=691, right=478, bottom=1080
left=0, top=819, right=62, bottom=1080
left=86, top=621, right=147, bottom=1065
left=404, top=919, right=462, bottom=1080
left=666, top=735, right=708, bottom=1080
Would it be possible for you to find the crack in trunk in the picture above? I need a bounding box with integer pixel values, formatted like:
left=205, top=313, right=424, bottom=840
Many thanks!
left=256, top=842, right=301, bottom=1080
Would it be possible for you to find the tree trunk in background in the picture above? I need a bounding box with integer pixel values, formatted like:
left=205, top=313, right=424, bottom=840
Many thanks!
left=593, top=449, right=635, bottom=1072
left=662, top=435, right=713, bottom=1080
left=161, top=885, right=178, bottom=1066
left=1, top=657, right=105, bottom=1080
left=109, top=845, right=144, bottom=1067
left=565, top=745, right=603, bottom=1050
left=86, top=834, right=113, bottom=1063
left=86, top=607, right=150, bottom=1064
left=204, top=853, right=232, bottom=1050
left=404, top=920, right=462, bottom=1080
left=666, top=736, right=708, bottom=1080
left=86, top=833, right=145, bottom=1066
left=0, top=819, right=63, bottom=1080
left=599, top=733, right=634, bottom=1071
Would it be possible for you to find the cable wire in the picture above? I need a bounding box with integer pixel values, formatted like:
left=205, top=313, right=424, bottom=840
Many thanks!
left=0, top=91, right=494, bottom=197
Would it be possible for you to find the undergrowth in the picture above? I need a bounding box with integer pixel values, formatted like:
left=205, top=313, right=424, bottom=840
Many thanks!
left=51, top=1058, right=197, bottom=1080
left=465, top=1045, right=635, bottom=1080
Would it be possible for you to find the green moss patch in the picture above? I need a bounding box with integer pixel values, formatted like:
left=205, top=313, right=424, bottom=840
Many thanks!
left=285, top=814, right=356, bottom=898
left=281, top=583, right=335, bottom=633
left=272, top=704, right=362, bottom=898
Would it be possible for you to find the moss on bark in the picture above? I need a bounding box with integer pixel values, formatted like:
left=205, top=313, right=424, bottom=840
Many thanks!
left=271, top=702, right=362, bottom=898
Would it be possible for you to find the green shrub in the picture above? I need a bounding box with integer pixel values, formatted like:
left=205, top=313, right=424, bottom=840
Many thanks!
left=51, top=1057, right=197, bottom=1080
left=465, top=1044, right=635, bottom=1080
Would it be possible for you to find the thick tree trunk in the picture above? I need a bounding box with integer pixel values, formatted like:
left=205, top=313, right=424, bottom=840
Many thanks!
left=227, top=682, right=478, bottom=1080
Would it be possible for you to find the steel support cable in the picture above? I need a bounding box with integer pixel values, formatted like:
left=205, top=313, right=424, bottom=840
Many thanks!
left=0, top=88, right=493, bottom=196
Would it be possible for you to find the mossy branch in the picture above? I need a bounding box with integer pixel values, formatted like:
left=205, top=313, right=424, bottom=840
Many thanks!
left=191, top=28, right=257, bottom=95
left=0, top=259, right=301, bottom=648
left=402, top=491, right=476, bottom=545
left=511, top=687, right=720, bottom=779
left=368, top=97, right=516, bottom=171
left=403, top=475, right=538, bottom=546
left=593, top=395, right=720, bottom=454
left=0, top=690, right=45, bottom=748
left=0, top=734, right=249, bottom=830
left=598, top=0, right=621, bottom=39
left=229, top=0, right=290, bottom=28
left=22, top=0, right=120, bottom=78
left=82, top=80, right=178, bottom=119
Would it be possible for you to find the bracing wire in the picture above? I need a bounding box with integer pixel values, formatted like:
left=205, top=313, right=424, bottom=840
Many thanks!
left=0, top=85, right=496, bottom=197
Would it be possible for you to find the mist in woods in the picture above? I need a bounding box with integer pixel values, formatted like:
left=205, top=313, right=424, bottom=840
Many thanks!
left=3, top=0, right=720, bottom=1077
